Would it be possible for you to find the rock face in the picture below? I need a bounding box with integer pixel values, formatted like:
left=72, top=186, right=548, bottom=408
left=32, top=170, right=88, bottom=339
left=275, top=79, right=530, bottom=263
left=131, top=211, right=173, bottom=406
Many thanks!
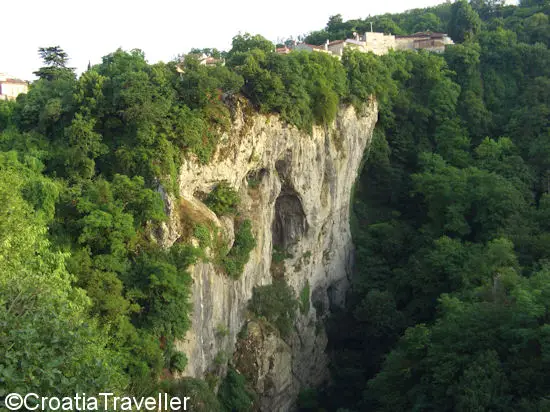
left=160, top=97, right=378, bottom=411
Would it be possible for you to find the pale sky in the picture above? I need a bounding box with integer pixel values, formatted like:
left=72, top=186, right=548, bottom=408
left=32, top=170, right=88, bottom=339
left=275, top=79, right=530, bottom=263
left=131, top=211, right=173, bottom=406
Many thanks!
left=3, top=0, right=452, bottom=81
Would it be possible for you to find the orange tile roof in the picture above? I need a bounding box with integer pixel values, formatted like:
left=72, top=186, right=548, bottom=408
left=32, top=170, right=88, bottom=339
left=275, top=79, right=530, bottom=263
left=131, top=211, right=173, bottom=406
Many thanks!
left=396, top=32, right=448, bottom=39
left=1, top=78, right=27, bottom=85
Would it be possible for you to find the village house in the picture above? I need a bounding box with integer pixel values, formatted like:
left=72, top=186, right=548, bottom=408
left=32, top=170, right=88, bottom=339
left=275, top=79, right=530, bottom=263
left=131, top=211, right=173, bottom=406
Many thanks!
left=327, top=39, right=360, bottom=57
left=176, top=53, right=225, bottom=73
left=289, top=30, right=454, bottom=59
left=197, top=54, right=225, bottom=66
left=327, top=32, right=397, bottom=57
left=395, top=32, right=454, bottom=53
left=0, top=73, right=28, bottom=101
left=275, top=46, right=292, bottom=54
left=293, top=42, right=332, bottom=54
left=363, top=32, right=397, bottom=55
left=179, top=30, right=455, bottom=75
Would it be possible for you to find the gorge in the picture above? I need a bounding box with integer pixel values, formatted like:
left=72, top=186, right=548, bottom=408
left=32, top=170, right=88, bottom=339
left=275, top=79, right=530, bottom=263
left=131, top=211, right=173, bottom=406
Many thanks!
left=159, top=96, right=378, bottom=410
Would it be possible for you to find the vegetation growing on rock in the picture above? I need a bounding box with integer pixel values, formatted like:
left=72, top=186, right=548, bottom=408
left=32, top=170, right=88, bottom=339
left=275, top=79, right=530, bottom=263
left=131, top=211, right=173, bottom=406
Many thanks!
left=249, top=279, right=299, bottom=337
left=222, top=219, right=256, bottom=279
left=205, top=180, right=240, bottom=216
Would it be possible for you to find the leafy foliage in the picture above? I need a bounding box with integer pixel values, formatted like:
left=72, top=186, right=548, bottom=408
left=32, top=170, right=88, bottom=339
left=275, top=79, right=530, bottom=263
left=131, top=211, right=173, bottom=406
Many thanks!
left=368, top=267, right=550, bottom=411
left=205, top=180, right=240, bottom=215
left=218, top=367, right=255, bottom=412
left=0, top=46, right=217, bottom=397
left=0, top=157, right=126, bottom=396
left=449, top=0, right=483, bottom=43
left=227, top=34, right=348, bottom=132
left=33, top=46, right=75, bottom=81
left=319, top=1, right=550, bottom=411
left=222, top=219, right=256, bottom=279
left=165, top=378, right=222, bottom=412
left=249, top=279, right=298, bottom=337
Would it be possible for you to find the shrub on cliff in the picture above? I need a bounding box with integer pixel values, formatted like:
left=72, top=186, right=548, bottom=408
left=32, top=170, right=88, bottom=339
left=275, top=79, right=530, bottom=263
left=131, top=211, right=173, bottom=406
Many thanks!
left=249, top=278, right=298, bottom=337
left=164, top=378, right=222, bottom=412
left=205, top=180, right=240, bottom=216
left=222, top=219, right=256, bottom=279
left=218, top=367, right=255, bottom=412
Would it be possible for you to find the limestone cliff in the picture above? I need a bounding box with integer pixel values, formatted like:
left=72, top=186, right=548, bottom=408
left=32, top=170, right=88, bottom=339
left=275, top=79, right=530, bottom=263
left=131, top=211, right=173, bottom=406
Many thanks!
left=159, top=96, right=378, bottom=411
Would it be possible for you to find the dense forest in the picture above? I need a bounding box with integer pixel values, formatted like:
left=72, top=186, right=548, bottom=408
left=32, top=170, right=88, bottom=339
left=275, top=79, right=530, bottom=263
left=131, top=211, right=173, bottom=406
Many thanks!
left=1, top=0, right=550, bottom=410
left=313, top=1, right=550, bottom=411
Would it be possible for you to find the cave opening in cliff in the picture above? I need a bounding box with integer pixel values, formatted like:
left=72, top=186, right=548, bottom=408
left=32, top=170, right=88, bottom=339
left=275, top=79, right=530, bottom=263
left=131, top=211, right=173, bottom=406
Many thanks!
left=272, top=191, right=308, bottom=250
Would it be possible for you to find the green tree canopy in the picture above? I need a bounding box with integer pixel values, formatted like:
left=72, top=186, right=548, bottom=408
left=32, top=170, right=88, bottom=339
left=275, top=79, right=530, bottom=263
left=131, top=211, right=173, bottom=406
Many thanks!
left=448, top=0, right=482, bottom=42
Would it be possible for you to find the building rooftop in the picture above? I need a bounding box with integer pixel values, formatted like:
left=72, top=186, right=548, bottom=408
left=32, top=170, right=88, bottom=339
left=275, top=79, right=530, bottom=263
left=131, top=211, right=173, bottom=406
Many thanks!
left=300, top=43, right=325, bottom=49
left=396, top=31, right=449, bottom=39
left=288, top=30, right=453, bottom=58
left=0, top=72, right=27, bottom=84
left=276, top=46, right=292, bottom=54
left=1, top=78, right=27, bottom=84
